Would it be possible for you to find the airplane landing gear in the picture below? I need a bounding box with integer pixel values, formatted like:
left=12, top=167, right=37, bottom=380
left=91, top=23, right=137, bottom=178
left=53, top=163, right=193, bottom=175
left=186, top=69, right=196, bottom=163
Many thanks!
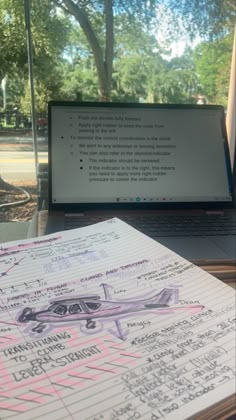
left=86, top=319, right=96, bottom=329
left=32, top=323, right=46, bottom=333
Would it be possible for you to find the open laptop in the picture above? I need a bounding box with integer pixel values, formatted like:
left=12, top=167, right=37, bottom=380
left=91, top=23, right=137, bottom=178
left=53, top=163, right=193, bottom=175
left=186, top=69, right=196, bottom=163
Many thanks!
left=46, top=101, right=236, bottom=263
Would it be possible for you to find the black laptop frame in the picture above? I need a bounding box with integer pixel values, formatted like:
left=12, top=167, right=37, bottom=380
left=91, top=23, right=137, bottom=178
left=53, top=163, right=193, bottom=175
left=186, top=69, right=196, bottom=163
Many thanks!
left=48, top=101, right=235, bottom=212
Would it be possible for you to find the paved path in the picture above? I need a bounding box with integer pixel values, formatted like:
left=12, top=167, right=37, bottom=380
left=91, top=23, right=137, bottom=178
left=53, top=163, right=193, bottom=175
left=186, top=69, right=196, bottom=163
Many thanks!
left=0, top=151, right=48, bottom=181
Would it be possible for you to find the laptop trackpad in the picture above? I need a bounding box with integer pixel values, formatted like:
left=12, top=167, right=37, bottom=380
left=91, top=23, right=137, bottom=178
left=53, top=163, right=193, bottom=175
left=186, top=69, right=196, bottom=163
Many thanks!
left=157, top=236, right=234, bottom=261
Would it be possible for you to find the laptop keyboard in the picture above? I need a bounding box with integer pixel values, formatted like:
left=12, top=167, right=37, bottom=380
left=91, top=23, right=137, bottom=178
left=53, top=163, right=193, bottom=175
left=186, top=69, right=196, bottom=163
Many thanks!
left=65, top=213, right=236, bottom=238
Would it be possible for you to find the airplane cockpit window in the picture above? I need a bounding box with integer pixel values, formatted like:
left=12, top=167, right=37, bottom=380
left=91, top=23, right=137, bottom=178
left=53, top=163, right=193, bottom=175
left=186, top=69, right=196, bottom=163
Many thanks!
left=69, top=303, right=82, bottom=314
left=85, top=302, right=101, bottom=311
left=53, top=305, right=67, bottom=315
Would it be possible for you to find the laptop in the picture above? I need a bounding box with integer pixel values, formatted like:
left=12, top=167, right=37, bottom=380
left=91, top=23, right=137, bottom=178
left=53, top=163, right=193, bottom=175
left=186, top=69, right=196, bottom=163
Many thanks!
left=46, top=101, right=236, bottom=263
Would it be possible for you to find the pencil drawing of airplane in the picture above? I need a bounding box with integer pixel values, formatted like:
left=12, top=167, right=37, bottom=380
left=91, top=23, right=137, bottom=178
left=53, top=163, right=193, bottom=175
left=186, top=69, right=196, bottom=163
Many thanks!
left=17, top=284, right=204, bottom=335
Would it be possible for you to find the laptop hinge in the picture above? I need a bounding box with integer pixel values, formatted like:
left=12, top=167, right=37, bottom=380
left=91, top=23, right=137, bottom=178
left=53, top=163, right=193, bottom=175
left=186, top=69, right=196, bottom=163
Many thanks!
left=65, top=213, right=85, bottom=217
left=205, top=210, right=225, bottom=215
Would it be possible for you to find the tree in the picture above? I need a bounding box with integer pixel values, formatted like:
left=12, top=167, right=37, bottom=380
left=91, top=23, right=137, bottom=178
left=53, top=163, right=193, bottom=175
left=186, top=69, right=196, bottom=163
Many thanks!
left=0, top=0, right=69, bottom=111
left=53, top=0, right=164, bottom=101
left=53, top=0, right=236, bottom=101
left=112, top=25, right=198, bottom=103
left=167, top=0, right=236, bottom=38
left=59, top=16, right=200, bottom=104
left=193, top=31, right=234, bottom=106
left=112, top=20, right=164, bottom=102
left=59, top=23, right=100, bottom=100
left=162, top=49, right=200, bottom=103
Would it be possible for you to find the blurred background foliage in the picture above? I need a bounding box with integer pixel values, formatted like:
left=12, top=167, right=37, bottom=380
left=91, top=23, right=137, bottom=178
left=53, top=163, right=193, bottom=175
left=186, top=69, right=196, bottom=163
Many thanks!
left=0, top=0, right=235, bottom=113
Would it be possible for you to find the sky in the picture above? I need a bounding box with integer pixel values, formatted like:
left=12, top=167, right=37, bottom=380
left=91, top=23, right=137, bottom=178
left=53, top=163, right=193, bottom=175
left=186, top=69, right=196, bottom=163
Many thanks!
left=154, top=3, right=201, bottom=59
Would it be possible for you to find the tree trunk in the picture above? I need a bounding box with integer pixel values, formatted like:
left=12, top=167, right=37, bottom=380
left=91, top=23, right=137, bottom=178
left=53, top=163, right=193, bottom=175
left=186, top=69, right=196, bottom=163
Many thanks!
left=59, top=0, right=114, bottom=101
left=1, top=75, right=7, bottom=109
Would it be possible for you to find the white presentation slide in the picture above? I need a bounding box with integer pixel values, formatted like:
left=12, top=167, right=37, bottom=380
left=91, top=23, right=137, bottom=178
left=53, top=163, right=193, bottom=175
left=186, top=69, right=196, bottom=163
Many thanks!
left=50, top=106, right=231, bottom=203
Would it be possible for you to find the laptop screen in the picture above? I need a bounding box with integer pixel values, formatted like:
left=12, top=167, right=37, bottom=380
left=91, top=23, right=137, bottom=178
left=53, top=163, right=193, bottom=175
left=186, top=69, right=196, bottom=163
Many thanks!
left=48, top=102, right=233, bottom=208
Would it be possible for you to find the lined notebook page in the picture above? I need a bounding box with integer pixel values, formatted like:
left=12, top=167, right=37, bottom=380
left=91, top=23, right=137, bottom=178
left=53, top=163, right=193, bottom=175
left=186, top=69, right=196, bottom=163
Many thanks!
left=0, top=218, right=235, bottom=420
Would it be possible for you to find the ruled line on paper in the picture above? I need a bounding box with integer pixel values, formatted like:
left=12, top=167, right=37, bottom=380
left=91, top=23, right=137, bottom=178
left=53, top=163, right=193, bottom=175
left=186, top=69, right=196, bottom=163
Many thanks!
left=0, top=218, right=235, bottom=420
left=0, top=296, right=234, bottom=390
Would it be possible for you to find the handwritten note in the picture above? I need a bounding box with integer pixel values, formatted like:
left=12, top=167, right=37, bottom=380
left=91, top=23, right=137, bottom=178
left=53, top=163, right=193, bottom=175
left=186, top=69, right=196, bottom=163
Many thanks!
left=0, top=218, right=235, bottom=419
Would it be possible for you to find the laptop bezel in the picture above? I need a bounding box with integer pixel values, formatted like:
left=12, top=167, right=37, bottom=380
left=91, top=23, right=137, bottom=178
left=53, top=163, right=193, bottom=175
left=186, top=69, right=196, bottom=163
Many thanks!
left=48, top=101, right=235, bottom=212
